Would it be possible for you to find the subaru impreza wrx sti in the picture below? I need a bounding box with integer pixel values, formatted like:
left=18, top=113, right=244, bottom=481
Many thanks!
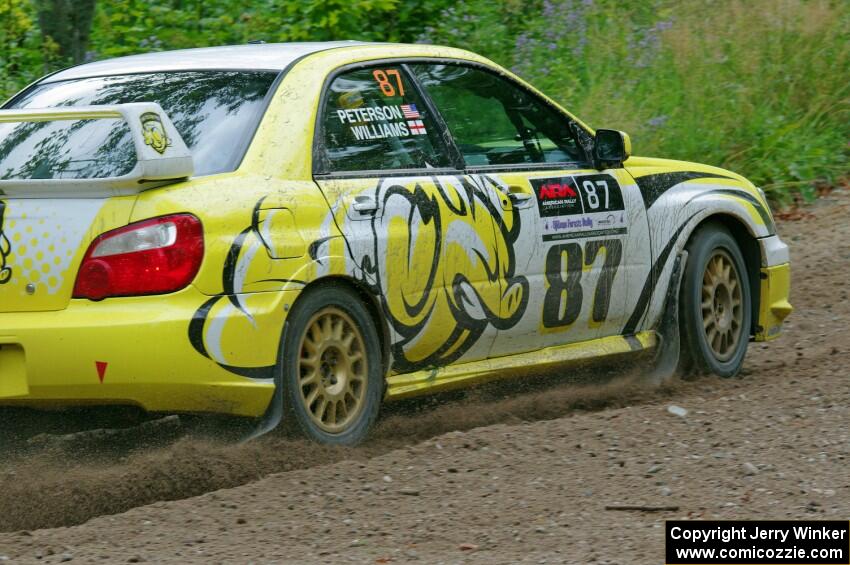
left=0, top=42, right=791, bottom=444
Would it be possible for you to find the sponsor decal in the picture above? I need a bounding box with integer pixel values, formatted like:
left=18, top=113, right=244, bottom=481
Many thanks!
left=539, top=182, right=577, bottom=199
left=598, top=213, right=623, bottom=226
left=532, top=177, right=583, bottom=218
left=550, top=217, right=593, bottom=231
left=533, top=174, right=628, bottom=240
left=543, top=227, right=627, bottom=242
left=140, top=112, right=171, bottom=155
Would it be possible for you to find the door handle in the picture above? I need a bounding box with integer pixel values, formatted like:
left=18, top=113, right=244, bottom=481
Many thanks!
left=352, top=195, right=378, bottom=214
left=507, top=187, right=534, bottom=209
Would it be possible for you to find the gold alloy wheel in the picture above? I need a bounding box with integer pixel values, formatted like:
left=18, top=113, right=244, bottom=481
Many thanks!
left=700, top=249, right=744, bottom=362
left=297, top=307, right=368, bottom=434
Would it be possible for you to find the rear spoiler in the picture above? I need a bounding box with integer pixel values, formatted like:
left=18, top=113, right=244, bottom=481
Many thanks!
left=0, top=102, right=193, bottom=198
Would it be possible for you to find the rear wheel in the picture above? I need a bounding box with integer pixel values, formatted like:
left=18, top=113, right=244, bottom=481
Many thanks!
left=279, top=284, right=382, bottom=445
left=679, top=224, right=751, bottom=377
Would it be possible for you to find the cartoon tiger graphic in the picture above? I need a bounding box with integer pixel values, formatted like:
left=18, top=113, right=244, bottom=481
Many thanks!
left=342, top=174, right=529, bottom=372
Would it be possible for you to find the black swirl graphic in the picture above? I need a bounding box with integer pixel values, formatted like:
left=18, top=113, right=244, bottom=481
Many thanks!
left=0, top=201, right=12, bottom=285
left=187, top=197, right=304, bottom=380
left=361, top=175, right=529, bottom=373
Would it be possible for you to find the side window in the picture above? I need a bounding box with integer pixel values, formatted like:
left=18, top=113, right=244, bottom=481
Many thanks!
left=410, top=64, right=587, bottom=168
left=318, top=65, right=452, bottom=173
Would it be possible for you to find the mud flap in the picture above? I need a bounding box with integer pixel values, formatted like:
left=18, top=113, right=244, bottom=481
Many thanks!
left=241, top=321, right=289, bottom=443
left=646, top=251, right=688, bottom=385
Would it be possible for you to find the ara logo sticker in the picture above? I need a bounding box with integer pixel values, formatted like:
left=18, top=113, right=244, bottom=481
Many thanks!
left=0, top=201, right=11, bottom=285
left=538, top=182, right=578, bottom=200
left=141, top=112, right=171, bottom=154
left=531, top=177, right=583, bottom=217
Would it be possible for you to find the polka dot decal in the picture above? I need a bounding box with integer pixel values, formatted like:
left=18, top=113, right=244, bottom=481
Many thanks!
left=1, top=199, right=104, bottom=296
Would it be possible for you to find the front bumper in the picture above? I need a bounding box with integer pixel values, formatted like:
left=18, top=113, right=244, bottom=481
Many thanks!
left=0, top=286, right=297, bottom=417
left=755, top=235, right=792, bottom=341
left=755, top=262, right=792, bottom=341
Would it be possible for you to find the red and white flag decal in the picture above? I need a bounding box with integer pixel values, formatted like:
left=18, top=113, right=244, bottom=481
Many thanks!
left=407, top=120, right=427, bottom=135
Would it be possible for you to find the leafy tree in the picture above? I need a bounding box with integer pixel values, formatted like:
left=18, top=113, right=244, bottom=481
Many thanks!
left=35, top=0, right=97, bottom=63
left=0, top=0, right=40, bottom=95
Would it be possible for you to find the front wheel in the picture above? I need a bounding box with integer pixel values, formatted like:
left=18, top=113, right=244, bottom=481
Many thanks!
left=679, top=224, right=751, bottom=377
left=278, top=284, right=383, bottom=445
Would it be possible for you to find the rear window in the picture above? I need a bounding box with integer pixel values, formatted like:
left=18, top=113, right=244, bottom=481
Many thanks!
left=5, top=71, right=278, bottom=177
left=0, top=118, right=136, bottom=180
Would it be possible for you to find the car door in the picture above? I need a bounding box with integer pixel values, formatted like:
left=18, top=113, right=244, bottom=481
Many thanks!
left=313, top=63, right=525, bottom=374
left=409, top=62, right=652, bottom=357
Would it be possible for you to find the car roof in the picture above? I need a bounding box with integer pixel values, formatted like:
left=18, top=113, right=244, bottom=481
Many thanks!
left=43, top=42, right=370, bottom=83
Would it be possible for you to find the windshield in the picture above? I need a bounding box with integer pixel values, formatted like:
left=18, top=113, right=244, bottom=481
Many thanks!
left=6, top=70, right=279, bottom=177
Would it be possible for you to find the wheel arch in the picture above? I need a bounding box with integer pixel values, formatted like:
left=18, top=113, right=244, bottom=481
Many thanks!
left=291, top=275, right=393, bottom=378
left=686, top=213, right=761, bottom=337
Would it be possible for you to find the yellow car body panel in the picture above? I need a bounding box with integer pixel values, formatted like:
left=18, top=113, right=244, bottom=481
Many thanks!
left=386, top=330, right=657, bottom=400
left=0, top=286, right=282, bottom=415
left=0, top=42, right=791, bottom=420
left=757, top=263, right=792, bottom=341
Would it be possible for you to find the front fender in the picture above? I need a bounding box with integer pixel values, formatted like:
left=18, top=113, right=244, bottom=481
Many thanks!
left=624, top=158, right=780, bottom=334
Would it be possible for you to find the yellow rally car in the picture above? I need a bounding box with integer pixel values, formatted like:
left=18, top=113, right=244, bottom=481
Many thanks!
left=0, top=42, right=791, bottom=444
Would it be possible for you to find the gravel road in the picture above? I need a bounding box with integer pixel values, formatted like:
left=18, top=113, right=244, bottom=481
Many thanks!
left=0, top=190, right=847, bottom=564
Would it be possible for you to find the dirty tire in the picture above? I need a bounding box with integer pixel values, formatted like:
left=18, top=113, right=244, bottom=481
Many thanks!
left=279, top=284, right=382, bottom=445
left=679, top=223, right=751, bottom=378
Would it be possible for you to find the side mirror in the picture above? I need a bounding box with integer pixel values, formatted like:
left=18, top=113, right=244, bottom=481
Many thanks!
left=593, top=129, right=631, bottom=169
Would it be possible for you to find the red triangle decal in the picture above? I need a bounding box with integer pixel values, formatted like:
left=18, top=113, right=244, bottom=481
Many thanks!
left=95, top=361, right=108, bottom=383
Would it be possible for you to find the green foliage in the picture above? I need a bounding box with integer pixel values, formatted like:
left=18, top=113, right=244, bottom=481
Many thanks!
left=0, top=0, right=44, bottom=96
left=452, top=0, right=850, bottom=206
left=0, top=0, right=847, bottom=205
left=89, top=0, right=455, bottom=58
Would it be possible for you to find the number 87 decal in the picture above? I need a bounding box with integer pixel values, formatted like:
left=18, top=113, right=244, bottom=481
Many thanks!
left=373, top=69, right=405, bottom=97
left=542, top=239, right=622, bottom=329
left=582, top=179, right=610, bottom=210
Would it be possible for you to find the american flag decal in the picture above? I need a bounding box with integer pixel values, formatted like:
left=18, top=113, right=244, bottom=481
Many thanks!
left=401, top=104, right=421, bottom=119
left=407, top=120, right=427, bottom=135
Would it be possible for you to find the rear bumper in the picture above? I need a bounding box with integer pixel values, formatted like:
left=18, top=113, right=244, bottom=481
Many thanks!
left=0, top=286, right=298, bottom=417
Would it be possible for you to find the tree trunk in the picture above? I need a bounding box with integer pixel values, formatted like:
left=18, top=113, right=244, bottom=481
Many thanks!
left=36, top=0, right=97, bottom=64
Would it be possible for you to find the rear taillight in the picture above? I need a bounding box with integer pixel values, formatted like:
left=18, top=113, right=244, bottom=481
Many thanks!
left=73, top=214, right=203, bottom=300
